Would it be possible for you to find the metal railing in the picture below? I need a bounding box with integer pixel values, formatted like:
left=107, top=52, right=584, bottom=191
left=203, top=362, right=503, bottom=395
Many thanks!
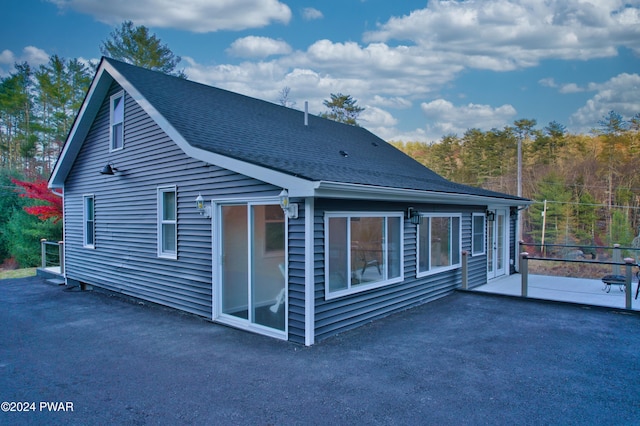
left=460, top=244, right=639, bottom=310
left=40, top=239, right=64, bottom=275
left=518, top=251, right=636, bottom=309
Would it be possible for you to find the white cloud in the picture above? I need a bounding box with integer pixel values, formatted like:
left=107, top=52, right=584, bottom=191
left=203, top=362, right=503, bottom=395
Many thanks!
left=539, top=78, right=557, bottom=88
left=558, top=83, right=584, bottom=94
left=227, top=36, right=292, bottom=58
left=380, top=128, right=432, bottom=144
left=363, top=0, right=640, bottom=71
left=0, top=49, right=15, bottom=64
left=284, top=40, right=463, bottom=96
left=370, top=95, right=412, bottom=110
left=360, top=106, right=398, bottom=127
left=420, top=99, right=518, bottom=138
left=302, top=7, right=323, bottom=21
left=49, top=0, right=292, bottom=32
left=539, top=78, right=585, bottom=93
left=0, top=46, right=50, bottom=76
left=570, top=73, right=640, bottom=131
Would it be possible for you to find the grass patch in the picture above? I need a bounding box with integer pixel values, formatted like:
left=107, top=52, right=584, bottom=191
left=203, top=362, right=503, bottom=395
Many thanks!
left=0, top=268, right=37, bottom=280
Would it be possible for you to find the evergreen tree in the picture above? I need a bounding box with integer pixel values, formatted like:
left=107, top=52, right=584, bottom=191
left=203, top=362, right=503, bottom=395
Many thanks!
left=320, top=93, right=364, bottom=126
left=34, top=55, right=92, bottom=175
left=101, top=21, right=186, bottom=77
left=0, top=63, right=36, bottom=174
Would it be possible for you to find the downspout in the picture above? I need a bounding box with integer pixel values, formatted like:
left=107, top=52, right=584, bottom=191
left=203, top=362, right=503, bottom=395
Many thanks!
left=50, top=187, right=65, bottom=278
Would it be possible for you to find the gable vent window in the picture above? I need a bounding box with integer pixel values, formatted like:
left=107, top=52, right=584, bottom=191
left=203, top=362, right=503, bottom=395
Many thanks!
left=110, top=91, right=124, bottom=151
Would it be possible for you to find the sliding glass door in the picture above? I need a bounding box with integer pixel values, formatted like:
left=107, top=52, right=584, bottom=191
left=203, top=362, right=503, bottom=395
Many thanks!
left=219, top=203, right=286, bottom=334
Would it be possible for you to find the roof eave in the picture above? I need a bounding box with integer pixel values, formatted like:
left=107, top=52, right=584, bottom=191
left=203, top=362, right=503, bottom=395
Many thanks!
left=300, top=181, right=531, bottom=206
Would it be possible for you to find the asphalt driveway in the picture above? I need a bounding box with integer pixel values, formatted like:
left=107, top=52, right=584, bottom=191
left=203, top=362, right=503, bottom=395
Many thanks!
left=1, top=276, right=639, bottom=425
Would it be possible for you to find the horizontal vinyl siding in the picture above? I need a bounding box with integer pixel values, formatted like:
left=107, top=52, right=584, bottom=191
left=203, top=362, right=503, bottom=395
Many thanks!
left=313, top=199, right=485, bottom=342
left=64, top=81, right=279, bottom=318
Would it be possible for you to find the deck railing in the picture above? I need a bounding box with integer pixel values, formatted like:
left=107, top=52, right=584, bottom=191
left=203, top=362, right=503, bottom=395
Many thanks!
left=40, top=239, right=64, bottom=275
left=460, top=243, right=638, bottom=310
left=518, top=242, right=637, bottom=309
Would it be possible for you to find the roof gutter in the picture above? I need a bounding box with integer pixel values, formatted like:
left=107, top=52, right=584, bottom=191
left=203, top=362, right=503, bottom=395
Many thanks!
left=298, top=181, right=531, bottom=207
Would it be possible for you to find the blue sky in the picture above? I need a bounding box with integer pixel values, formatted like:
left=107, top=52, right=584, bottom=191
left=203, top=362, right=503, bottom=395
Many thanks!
left=2, top=0, right=639, bottom=142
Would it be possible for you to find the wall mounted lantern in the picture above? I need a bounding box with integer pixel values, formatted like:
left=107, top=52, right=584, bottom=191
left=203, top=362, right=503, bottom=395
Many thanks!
left=99, top=162, right=117, bottom=175
left=279, top=189, right=298, bottom=219
left=195, top=193, right=211, bottom=218
left=407, top=207, right=422, bottom=225
left=486, top=210, right=496, bottom=222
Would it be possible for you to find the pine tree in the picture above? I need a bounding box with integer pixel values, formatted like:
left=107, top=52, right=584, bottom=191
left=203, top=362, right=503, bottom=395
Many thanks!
left=101, top=21, right=186, bottom=78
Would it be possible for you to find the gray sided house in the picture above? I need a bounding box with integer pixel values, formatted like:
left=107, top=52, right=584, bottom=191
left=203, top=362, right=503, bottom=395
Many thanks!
left=49, top=58, right=529, bottom=345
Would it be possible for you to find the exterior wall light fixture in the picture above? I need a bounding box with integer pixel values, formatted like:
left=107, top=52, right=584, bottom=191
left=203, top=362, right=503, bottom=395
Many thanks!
left=407, top=207, right=422, bottom=225
left=195, top=193, right=211, bottom=218
left=486, top=210, right=496, bottom=222
left=100, top=162, right=117, bottom=175
left=279, top=189, right=298, bottom=219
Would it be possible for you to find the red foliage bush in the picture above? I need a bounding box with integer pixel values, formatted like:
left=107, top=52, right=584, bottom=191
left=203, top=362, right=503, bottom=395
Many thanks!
left=11, top=178, right=63, bottom=223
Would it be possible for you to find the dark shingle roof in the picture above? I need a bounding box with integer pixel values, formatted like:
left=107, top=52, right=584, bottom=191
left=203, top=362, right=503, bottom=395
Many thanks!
left=106, top=58, right=524, bottom=201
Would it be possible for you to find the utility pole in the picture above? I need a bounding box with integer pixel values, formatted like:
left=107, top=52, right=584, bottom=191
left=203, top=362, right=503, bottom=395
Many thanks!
left=514, top=119, right=536, bottom=253
left=541, top=199, right=547, bottom=256
left=517, top=134, right=522, bottom=199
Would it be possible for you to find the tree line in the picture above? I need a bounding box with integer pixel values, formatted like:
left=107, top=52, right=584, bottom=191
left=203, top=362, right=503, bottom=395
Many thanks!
left=393, top=111, right=640, bottom=250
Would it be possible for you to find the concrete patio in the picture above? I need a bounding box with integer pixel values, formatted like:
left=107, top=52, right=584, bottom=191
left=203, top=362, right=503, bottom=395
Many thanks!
left=475, top=273, right=640, bottom=311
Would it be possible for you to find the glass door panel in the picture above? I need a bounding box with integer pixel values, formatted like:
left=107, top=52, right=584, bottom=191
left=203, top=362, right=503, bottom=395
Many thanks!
left=487, top=209, right=507, bottom=279
left=496, top=211, right=506, bottom=274
left=221, top=205, right=248, bottom=319
left=251, top=205, right=286, bottom=331
left=219, top=204, right=285, bottom=333
left=487, top=219, right=495, bottom=276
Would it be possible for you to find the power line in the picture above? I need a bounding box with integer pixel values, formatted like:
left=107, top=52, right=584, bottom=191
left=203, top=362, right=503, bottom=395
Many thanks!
left=530, top=200, right=640, bottom=210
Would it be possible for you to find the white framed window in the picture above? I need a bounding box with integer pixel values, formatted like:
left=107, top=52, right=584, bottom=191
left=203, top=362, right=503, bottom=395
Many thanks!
left=110, top=91, right=124, bottom=151
left=158, top=186, right=177, bottom=259
left=417, top=213, right=461, bottom=277
left=472, top=213, right=486, bottom=255
left=83, top=194, right=95, bottom=248
left=325, top=212, right=404, bottom=299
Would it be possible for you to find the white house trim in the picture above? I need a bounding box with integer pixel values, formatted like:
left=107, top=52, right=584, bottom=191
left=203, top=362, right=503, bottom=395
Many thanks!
left=304, top=197, right=315, bottom=346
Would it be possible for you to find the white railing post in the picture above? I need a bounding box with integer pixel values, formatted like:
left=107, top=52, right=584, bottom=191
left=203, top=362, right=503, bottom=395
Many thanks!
left=40, top=238, right=47, bottom=268
left=613, top=244, right=621, bottom=275
left=520, top=252, right=529, bottom=297
left=624, top=257, right=634, bottom=309
left=58, top=241, right=65, bottom=275
left=461, top=250, right=469, bottom=290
